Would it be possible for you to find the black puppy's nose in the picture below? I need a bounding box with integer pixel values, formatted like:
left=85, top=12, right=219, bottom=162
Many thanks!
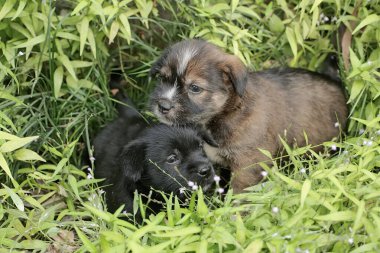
left=198, top=166, right=212, bottom=177
left=158, top=99, right=173, bottom=114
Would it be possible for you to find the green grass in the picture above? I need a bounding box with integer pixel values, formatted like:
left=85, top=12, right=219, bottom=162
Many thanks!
left=0, top=0, right=379, bottom=252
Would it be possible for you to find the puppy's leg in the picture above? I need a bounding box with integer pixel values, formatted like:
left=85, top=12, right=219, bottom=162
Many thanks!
left=230, top=152, right=270, bottom=193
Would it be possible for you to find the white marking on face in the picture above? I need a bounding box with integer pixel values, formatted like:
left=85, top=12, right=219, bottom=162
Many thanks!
left=163, top=83, right=177, bottom=100
left=177, top=47, right=198, bottom=76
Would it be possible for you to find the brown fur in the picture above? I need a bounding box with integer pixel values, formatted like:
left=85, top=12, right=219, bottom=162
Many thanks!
left=150, top=39, right=348, bottom=193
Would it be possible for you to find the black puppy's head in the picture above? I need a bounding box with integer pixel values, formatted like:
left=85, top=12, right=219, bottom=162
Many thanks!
left=119, top=124, right=216, bottom=196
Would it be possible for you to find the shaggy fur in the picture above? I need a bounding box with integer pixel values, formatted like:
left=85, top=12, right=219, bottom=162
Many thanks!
left=93, top=94, right=215, bottom=218
left=150, top=39, right=348, bottom=193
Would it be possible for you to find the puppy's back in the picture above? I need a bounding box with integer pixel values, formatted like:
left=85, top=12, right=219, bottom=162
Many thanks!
left=250, top=68, right=348, bottom=150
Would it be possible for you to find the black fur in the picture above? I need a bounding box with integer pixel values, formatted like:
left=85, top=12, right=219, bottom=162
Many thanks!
left=93, top=95, right=215, bottom=220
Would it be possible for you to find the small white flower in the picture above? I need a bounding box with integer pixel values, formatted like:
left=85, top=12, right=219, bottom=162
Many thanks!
left=367, top=140, right=373, bottom=146
left=334, top=122, right=340, bottom=128
left=343, top=150, right=349, bottom=155
left=272, top=232, right=279, bottom=237
left=300, top=167, right=306, bottom=173
left=87, top=174, right=93, bottom=179
left=99, top=189, right=105, bottom=195
left=192, top=184, right=198, bottom=191
left=122, top=210, right=127, bottom=215
left=324, top=16, right=329, bottom=22
left=179, top=187, right=186, bottom=194
left=304, top=250, right=310, bottom=253
left=213, top=175, right=221, bottom=182
left=331, top=144, right=337, bottom=151
left=359, top=129, right=365, bottom=135
left=319, top=13, right=325, bottom=19
left=376, top=130, right=380, bottom=135
left=261, top=171, right=268, bottom=177
left=367, top=60, right=372, bottom=65
left=217, top=188, right=224, bottom=194
left=18, top=51, right=24, bottom=56
left=87, top=167, right=92, bottom=172
left=89, top=156, right=96, bottom=162
left=272, top=206, right=279, bottom=213
left=363, top=140, right=368, bottom=146
left=295, top=248, right=302, bottom=253
left=188, top=181, right=195, bottom=187
left=332, top=16, right=337, bottom=22
left=348, top=238, right=354, bottom=244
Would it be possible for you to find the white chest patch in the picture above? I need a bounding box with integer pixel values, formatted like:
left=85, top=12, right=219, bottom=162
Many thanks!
left=177, top=47, right=198, bottom=76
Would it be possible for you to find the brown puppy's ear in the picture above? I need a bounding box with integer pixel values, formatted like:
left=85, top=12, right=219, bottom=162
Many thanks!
left=221, top=55, right=248, bottom=97
left=118, top=139, right=146, bottom=184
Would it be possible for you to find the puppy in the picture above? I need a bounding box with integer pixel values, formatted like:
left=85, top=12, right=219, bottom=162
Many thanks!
left=149, top=39, right=348, bottom=193
left=93, top=93, right=216, bottom=218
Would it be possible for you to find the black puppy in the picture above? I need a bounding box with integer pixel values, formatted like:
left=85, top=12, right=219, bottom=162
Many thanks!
left=93, top=93, right=216, bottom=219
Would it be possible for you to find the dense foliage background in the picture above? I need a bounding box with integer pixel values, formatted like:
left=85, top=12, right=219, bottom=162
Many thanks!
left=0, top=0, right=379, bottom=252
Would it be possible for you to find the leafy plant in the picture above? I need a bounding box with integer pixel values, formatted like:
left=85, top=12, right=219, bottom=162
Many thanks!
left=0, top=0, right=379, bottom=252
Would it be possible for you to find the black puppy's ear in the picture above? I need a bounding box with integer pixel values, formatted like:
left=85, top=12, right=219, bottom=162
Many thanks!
left=119, top=139, right=146, bottom=183
left=222, top=55, right=248, bottom=97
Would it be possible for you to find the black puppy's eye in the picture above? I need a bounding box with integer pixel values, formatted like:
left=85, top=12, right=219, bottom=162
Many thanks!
left=189, top=84, right=203, bottom=94
left=167, top=154, right=179, bottom=164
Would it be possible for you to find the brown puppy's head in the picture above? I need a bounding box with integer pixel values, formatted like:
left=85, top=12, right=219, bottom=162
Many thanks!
left=150, top=39, right=248, bottom=125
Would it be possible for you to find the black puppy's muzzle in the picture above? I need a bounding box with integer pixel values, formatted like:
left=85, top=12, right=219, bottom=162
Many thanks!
left=158, top=99, right=173, bottom=114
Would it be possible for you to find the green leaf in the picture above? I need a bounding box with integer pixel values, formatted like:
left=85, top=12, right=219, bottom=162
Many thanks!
left=68, top=175, right=81, bottom=201
left=13, top=148, right=46, bottom=162
left=348, top=80, right=365, bottom=103
left=300, top=179, right=311, bottom=208
left=315, top=211, right=355, bottom=221
left=87, top=28, right=97, bottom=58
left=0, top=152, right=14, bottom=181
left=71, top=0, right=89, bottom=16
left=269, top=14, right=284, bottom=34
left=2, top=184, right=24, bottom=212
left=285, top=27, right=297, bottom=58
left=53, top=66, right=63, bottom=99
left=75, top=226, right=97, bottom=253
left=353, top=14, right=380, bottom=34
left=0, top=0, right=15, bottom=21
left=119, top=13, right=131, bottom=44
left=83, top=203, right=111, bottom=222
left=0, top=131, right=20, bottom=141
left=13, top=34, right=46, bottom=49
left=79, top=17, right=89, bottom=56
left=0, top=136, right=39, bottom=152
left=108, top=20, right=120, bottom=44
left=57, top=55, right=77, bottom=80
left=11, top=0, right=26, bottom=21
left=231, top=0, right=239, bottom=13
left=196, top=189, right=208, bottom=218
left=243, top=240, right=263, bottom=253
left=153, top=226, right=201, bottom=237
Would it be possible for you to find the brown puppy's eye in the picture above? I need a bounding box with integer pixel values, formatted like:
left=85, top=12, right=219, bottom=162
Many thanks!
left=189, top=84, right=203, bottom=94
left=167, top=154, right=179, bottom=164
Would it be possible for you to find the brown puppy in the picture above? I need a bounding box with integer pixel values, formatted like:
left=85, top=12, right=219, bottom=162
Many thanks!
left=150, top=39, right=348, bottom=193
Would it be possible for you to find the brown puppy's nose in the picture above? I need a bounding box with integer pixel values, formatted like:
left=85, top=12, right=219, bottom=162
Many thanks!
left=158, top=99, right=173, bottom=114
